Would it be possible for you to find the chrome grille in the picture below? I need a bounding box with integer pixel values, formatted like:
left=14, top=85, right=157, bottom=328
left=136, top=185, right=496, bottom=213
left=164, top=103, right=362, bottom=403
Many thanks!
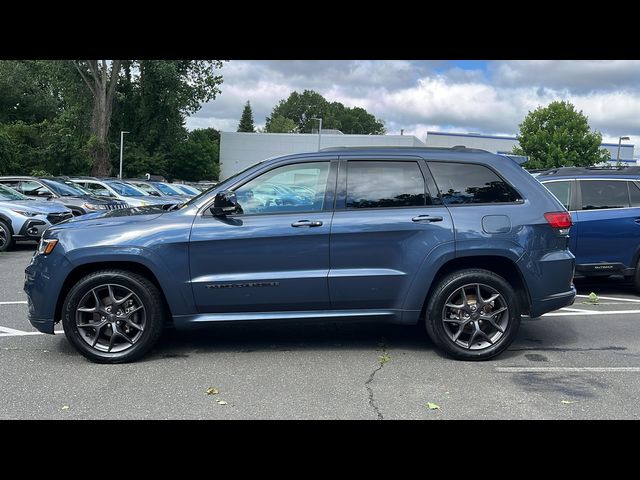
left=105, top=203, right=129, bottom=210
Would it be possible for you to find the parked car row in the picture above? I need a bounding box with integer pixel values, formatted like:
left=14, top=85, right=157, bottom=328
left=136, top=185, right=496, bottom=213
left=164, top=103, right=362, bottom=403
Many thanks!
left=0, top=175, right=208, bottom=250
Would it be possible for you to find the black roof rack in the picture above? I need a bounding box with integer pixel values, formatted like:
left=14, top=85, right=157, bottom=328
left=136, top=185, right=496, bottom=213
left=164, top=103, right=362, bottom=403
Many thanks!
left=317, top=145, right=491, bottom=154
left=538, top=166, right=640, bottom=177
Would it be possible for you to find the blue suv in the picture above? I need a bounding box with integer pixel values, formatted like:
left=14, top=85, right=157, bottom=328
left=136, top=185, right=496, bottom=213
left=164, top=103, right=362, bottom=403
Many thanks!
left=539, top=167, right=640, bottom=291
left=24, top=147, right=576, bottom=363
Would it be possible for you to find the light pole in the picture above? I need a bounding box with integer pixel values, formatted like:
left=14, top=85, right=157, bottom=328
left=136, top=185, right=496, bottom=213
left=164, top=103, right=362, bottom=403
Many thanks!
left=617, top=136, right=630, bottom=164
left=119, top=131, right=130, bottom=179
left=311, top=117, right=322, bottom=151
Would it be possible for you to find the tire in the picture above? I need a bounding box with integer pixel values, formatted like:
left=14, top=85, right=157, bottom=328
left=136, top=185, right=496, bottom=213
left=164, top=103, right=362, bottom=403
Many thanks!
left=61, top=269, right=166, bottom=363
left=424, top=268, right=521, bottom=361
left=0, top=219, right=14, bottom=252
left=633, top=263, right=640, bottom=294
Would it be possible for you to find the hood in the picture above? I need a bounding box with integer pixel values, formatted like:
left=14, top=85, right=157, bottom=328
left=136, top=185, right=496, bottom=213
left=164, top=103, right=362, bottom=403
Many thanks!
left=69, top=204, right=169, bottom=222
left=0, top=199, right=71, bottom=214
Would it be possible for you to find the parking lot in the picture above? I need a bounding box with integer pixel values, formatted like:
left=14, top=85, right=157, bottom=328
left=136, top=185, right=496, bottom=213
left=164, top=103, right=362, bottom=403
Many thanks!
left=1, top=244, right=640, bottom=419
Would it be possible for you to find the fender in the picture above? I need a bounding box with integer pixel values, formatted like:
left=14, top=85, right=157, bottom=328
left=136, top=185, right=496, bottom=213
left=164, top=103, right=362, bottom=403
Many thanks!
left=64, top=245, right=196, bottom=316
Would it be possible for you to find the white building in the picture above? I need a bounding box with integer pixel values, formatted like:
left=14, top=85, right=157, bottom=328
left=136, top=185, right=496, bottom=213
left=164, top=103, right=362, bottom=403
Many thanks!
left=219, top=130, right=636, bottom=180
left=219, top=132, right=424, bottom=180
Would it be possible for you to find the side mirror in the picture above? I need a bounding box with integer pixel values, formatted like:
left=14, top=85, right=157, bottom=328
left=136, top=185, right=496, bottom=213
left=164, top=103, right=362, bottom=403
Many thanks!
left=150, top=191, right=161, bottom=197
left=211, top=190, right=240, bottom=216
left=37, top=190, right=52, bottom=197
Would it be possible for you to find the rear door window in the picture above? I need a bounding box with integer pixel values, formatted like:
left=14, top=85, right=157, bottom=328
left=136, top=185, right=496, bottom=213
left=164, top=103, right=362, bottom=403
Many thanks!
left=629, top=182, right=640, bottom=207
left=580, top=180, right=630, bottom=210
left=345, top=161, right=427, bottom=209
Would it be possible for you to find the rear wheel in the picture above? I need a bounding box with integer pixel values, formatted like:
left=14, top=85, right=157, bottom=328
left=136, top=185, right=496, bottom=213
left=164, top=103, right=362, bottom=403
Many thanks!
left=633, top=261, right=640, bottom=294
left=62, top=269, right=166, bottom=363
left=425, top=268, right=520, bottom=360
left=0, top=220, right=14, bottom=252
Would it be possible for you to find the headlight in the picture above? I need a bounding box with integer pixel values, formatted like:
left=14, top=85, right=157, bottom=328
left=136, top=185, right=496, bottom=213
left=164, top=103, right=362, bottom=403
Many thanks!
left=11, top=209, right=44, bottom=217
left=37, top=238, right=58, bottom=255
left=82, top=203, right=107, bottom=210
left=140, top=201, right=148, bottom=206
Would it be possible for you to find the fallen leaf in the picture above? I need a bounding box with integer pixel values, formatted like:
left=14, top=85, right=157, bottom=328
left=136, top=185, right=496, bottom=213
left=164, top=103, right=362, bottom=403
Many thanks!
left=61, top=405, right=69, bottom=410
left=560, top=400, right=576, bottom=405
left=217, top=400, right=228, bottom=405
left=206, top=387, right=219, bottom=395
left=426, top=402, right=440, bottom=410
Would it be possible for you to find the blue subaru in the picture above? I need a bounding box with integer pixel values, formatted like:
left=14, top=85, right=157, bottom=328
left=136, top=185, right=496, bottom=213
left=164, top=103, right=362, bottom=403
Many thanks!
left=25, top=147, right=576, bottom=363
left=539, top=167, right=640, bottom=290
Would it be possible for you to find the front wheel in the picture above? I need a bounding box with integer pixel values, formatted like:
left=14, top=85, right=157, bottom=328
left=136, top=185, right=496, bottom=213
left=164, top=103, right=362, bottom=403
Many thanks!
left=62, top=270, right=166, bottom=363
left=0, top=219, right=14, bottom=252
left=425, top=269, right=520, bottom=360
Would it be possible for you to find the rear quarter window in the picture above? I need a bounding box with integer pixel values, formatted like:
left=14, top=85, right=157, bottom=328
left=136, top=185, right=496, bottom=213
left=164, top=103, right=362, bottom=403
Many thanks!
left=428, top=162, right=522, bottom=205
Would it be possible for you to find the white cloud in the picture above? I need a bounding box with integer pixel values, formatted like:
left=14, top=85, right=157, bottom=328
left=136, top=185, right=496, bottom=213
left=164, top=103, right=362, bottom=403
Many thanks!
left=189, top=60, right=640, bottom=144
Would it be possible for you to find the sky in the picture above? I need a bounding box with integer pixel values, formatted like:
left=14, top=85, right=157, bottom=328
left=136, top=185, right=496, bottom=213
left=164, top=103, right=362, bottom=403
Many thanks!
left=186, top=60, right=640, bottom=144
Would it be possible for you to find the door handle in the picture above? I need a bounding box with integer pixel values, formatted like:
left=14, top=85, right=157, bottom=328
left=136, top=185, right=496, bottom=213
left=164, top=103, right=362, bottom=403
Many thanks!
left=412, top=215, right=443, bottom=223
left=635, top=218, right=640, bottom=224
left=291, top=220, right=323, bottom=228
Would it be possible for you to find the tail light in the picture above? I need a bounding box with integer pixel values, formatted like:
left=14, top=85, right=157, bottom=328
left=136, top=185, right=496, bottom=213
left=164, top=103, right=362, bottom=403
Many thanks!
left=544, top=211, right=572, bottom=234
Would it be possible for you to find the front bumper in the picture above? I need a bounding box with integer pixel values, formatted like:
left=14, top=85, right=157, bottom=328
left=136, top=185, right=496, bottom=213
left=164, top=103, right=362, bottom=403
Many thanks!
left=529, top=286, right=576, bottom=318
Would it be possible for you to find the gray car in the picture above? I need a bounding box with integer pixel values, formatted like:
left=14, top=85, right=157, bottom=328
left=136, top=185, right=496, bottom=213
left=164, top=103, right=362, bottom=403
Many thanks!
left=126, top=179, right=191, bottom=202
left=0, top=176, right=129, bottom=216
left=0, top=184, right=73, bottom=252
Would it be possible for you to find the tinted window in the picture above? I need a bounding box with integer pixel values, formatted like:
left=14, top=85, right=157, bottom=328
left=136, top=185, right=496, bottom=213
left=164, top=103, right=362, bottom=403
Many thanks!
left=580, top=180, right=629, bottom=210
left=234, top=162, right=329, bottom=215
left=428, top=162, right=521, bottom=205
left=346, top=161, right=426, bottom=209
left=543, top=181, right=571, bottom=210
left=629, top=182, right=640, bottom=207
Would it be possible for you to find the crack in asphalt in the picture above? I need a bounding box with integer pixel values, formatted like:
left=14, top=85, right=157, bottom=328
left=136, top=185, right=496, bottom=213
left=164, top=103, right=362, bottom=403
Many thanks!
left=365, top=338, right=387, bottom=420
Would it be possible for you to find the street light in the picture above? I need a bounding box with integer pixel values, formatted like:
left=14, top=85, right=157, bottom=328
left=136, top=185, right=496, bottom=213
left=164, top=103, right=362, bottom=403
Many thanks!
left=617, top=136, right=630, bottom=163
left=119, top=131, right=130, bottom=179
left=311, top=117, right=322, bottom=151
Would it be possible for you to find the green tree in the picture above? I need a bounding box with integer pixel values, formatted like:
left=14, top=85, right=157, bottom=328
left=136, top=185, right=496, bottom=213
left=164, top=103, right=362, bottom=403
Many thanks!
left=237, top=101, right=256, bottom=132
left=265, top=114, right=297, bottom=133
left=265, top=90, right=385, bottom=134
left=513, top=101, right=610, bottom=169
left=0, top=130, right=18, bottom=175
left=170, top=128, right=220, bottom=181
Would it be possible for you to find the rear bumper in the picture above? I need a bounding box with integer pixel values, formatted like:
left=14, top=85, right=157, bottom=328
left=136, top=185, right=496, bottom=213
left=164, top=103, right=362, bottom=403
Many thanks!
left=529, top=286, right=576, bottom=318
left=28, top=316, right=55, bottom=334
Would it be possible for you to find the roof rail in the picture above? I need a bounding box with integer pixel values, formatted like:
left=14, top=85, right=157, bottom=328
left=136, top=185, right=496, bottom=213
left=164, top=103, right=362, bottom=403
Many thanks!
left=317, top=145, right=490, bottom=153
left=538, top=165, right=640, bottom=177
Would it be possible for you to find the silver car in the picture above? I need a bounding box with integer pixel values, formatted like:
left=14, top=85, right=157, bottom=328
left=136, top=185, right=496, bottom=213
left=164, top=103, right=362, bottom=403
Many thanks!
left=68, top=178, right=179, bottom=208
left=0, top=184, right=73, bottom=252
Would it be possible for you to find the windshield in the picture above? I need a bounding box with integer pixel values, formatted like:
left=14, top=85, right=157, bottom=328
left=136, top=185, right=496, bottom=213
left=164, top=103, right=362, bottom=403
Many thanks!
left=41, top=179, right=86, bottom=196
left=176, top=185, right=200, bottom=195
left=0, top=184, right=28, bottom=201
left=133, top=183, right=158, bottom=195
left=153, top=182, right=182, bottom=196
left=107, top=181, right=149, bottom=196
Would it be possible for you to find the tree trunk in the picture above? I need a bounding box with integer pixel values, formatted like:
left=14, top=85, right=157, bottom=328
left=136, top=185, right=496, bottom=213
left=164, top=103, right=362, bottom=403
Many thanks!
left=74, top=60, right=121, bottom=176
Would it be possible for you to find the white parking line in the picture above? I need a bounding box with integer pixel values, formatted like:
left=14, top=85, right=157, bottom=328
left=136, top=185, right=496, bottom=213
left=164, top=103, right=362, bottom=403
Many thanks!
left=0, top=326, right=43, bottom=336
left=576, top=294, right=640, bottom=303
left=543, top=309, right=640, bottom=317
left=0, top=301, right=28, bottom=305
left=0, top=327, right=64, bottom=337
left=560, top=307, right=596, bottom=313
left=497, top=367, right=640, bottom=373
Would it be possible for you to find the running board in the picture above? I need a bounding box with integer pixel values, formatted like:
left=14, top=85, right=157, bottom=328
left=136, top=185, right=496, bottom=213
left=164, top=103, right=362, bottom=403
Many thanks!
left=173, top=309, right=401, bottom=327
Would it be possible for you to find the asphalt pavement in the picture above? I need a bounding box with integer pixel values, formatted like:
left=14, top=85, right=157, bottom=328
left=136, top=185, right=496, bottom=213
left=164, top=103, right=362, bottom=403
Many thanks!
left=2, top=243, right=640, bottom=419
